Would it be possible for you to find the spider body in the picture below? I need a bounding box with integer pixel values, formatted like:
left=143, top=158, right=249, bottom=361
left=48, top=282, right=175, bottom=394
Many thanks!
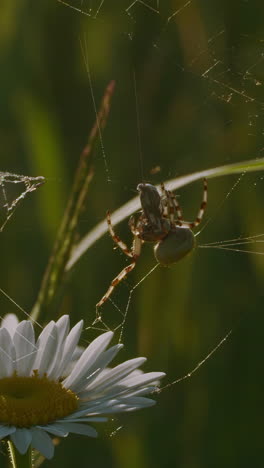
left=131, top=183, right=196, bottom=265
left=96, top=179, right=207, bottom=308
left=131, top=183, right=170, bottom=242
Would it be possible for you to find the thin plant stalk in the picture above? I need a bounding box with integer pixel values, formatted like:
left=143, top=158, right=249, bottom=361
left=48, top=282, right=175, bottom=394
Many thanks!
left=8, top=442, right=32, bottom=468
left=31, top=81, right=115, bottom=322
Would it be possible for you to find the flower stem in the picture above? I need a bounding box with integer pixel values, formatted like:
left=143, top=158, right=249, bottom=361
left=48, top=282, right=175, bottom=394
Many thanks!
left=8, top=442, right=32, bottom=468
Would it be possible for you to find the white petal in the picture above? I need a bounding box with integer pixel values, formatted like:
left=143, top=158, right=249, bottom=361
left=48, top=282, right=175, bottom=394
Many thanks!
left=102, top=371, right=165, bottom=398
left=13, top=321, right=36, bottom=376
left=1, top=314, right=19, bottom=337
left=0, top=425, right=16, bottom=439
left=38, top=424, right=69, bottom=437
left=56, top=315, right=70, bottom=335
left=0, top=328, right=15, bottom=377
left=10, top=429, right=32, bottom=454
left=120, top=396, right=157, bottom=408
left=113, top=386, right=158, bottom=399
left=62, top=400, right=120, bottom=418
left=83, top=397, right=155, bottom=413
left=31, top=428, right=54, bottom=460
left=84, top=358, right=147, bottom=395
left=33, top=322, right=58, bottom=376
left=63, top=331, right=113, bottom=389
left=73, top=344, right=124, bottom=393
left=59, top=417, right=107, bottom=422
left=81, top=374, right=164, bottom=405
left=104, top=403, right=153, bottom=412
left=71, top=345, right=84, bottom=361
left=54, top=320, right=83, bottom=379
left=58, top=422, right=97, bottom=437
left=119, top=371, right=165, bottom=386
left=71, top=390, right=156, bottom=416
left=79, top=384, right=157, bottom=402
left=71, top=399, right=128, bottom=415
left=47, top=316, right=70, bottom=379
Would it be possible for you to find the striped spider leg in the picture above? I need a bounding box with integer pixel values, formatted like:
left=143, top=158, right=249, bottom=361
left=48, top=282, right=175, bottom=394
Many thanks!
left=160, top=178, right=207, bottom=228
left=96, top=212, right=142, bottom=308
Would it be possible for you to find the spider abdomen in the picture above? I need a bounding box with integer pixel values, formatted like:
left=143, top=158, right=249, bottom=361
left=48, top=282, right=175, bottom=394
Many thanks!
left=154, top=227, right=195, bottom=266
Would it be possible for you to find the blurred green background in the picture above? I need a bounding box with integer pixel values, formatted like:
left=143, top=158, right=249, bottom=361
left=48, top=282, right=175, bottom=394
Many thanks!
left=1, top=0, right=264, bottom=466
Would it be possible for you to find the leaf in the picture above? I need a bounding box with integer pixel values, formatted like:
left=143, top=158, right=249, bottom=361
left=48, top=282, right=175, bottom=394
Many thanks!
left=66, top=156, right=264, bottom=271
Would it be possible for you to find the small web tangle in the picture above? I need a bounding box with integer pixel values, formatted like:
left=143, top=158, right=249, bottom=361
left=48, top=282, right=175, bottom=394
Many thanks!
left=199, top=232, right=264, bottom=256
left=57, top=0, right=160, bottom=18
left=0, top=295, right=47, bottom=371
left=56, top=0, right=264, bottom=116
left=0, top=170, right=47, bottom=364
left=196, top=172, right=264, bottom=256
left=57, top=0, right=104, bottom=18
left=126, top=0, right=160, bottom=19
left=0, top=172, right=45, bottom=232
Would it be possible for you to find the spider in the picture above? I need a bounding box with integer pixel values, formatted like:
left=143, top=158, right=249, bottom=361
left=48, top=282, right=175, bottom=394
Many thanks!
left=96, top=178, right=207, bottom=307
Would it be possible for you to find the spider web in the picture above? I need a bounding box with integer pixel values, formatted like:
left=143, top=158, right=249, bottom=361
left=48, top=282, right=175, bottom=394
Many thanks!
left=57, top=0, right=264, bottom=101
left=72, top=22, right=264, bottom=458
left=0, top=172, right=45, bottom=232
left=1, top=2, right=264, bottom=463
left=57, top=0, right=264, bottom=372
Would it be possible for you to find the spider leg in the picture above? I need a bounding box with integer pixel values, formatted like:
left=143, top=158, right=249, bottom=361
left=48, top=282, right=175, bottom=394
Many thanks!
left=179, top=178, right=208, bottom=229
left=167, top=190, right=183, bottom=225
left=107, top=210, right=134, bottom=258
left=160, top=183, right=169, bottom=218
left=96, top=261, right=136, bottom=307
left=96, top=236, right=142, bottom=307
left=161, top=183, right=183, bottom=225
left=129, top=215, right=147, bottom=244
left=128, top=215, right=138, bottom=236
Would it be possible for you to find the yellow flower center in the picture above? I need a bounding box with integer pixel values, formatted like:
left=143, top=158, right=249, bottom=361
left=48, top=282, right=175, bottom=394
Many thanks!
left=0, top=371, right=79, bottom=427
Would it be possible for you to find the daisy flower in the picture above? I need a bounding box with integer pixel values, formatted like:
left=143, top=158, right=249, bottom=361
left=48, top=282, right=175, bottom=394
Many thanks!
left=0, top=314, right=165, bottom=460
